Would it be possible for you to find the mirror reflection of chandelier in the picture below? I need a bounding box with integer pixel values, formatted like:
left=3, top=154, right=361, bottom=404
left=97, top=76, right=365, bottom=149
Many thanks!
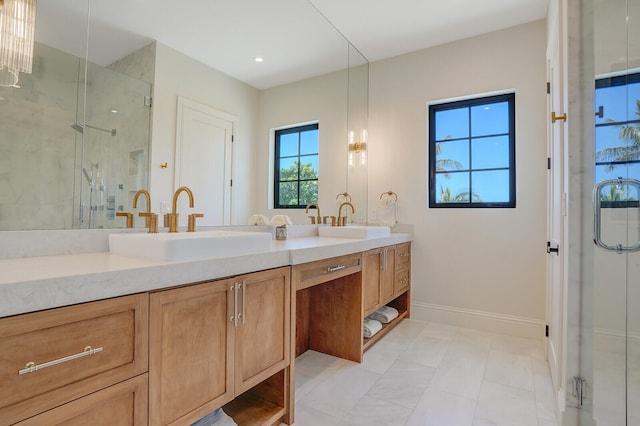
left=0, top=0, right=36, bottom=87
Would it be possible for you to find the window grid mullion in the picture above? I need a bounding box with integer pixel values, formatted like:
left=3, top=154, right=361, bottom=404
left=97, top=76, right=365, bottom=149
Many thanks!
left=297, top=132, right=301, bottom=204
left=428, top=92, right=515, bottom=208
left=467, top=106, right=473, bottom=205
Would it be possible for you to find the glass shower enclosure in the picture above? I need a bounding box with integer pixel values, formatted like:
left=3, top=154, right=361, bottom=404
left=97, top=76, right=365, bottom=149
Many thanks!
left=579, top=0, right=640, bottom=424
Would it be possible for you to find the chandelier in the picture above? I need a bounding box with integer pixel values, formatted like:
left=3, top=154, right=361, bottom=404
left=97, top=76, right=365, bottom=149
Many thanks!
left=0, top=0, right=36, bottom=87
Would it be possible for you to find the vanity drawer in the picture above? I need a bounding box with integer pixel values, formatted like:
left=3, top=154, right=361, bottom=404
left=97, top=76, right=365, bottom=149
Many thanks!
left=394, top=267, right=410, bottom=295
left=294, top=253, right=362, bottom=290
left=396, top=242, right=411, bottom=270
left=0, top=293, right=148, bottom=424
left=15, top=374, right=148, bottom=426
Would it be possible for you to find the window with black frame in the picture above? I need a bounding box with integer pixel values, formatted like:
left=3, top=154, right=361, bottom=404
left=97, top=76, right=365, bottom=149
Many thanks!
left=595, top=73, right=640, bottom=207
left=428, top=93, right=516, bottom=208
left=274, top=123, right=319, bottom=208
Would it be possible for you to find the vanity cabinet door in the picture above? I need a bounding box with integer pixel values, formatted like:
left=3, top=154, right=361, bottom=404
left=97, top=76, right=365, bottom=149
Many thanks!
left=362, top=248, right=383, bottom=316
left=234, top=267, right=290, bottom=395
left=149, top=279, right=235, bottom=426
left=380, top=245, right=396, bottom=305
left=363, top=246, right=397, bottom=315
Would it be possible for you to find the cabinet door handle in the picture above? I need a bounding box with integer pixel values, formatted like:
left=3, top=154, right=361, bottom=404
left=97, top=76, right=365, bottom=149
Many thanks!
left=234, top=283, right=239, bottom=328
left=241, top=280, right=246, bottom=325
left=19, top=346, right=103, bottom=376
left=399, top=253, right=409, bottom=258
left=327, top=265, right=345, bottom=272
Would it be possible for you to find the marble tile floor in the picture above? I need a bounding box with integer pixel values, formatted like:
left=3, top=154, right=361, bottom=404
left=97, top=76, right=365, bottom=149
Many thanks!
left=286, top=319, right=558, bottom=426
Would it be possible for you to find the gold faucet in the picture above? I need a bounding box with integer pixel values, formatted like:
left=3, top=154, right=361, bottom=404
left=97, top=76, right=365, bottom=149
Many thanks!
left=167, top=186, right=194, bottom=233
left=133, top=189, right=158, bottom=233
left=115, top=212, right=134, bottom=228
left=337, top=202, right=355, bottom=227
left=139, top=212, right=158, bottom=233
left=305, top=202, right=321, bottom=224
left=188, top=213, right=204, bottom=232
left=133, top=189, right=152, bottom=227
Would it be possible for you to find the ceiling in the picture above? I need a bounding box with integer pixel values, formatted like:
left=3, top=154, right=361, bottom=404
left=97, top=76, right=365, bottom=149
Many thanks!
left=36, top=0, right=548, bottom=90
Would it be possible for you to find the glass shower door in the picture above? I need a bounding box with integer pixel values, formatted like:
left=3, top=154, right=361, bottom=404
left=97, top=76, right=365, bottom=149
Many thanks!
left=588, top=0, right=640, bottom=424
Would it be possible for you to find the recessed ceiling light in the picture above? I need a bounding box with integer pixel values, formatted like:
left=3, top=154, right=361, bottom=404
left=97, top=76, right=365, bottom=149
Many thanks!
left=111, top=109, right=118, bottom=114
left=254, top=57, right=264, bottom=63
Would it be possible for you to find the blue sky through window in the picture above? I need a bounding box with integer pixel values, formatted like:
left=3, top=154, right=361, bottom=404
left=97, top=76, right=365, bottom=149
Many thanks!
left=594, top=75, right=640, bottom=188
left=430, top=94, right=515, bottom=207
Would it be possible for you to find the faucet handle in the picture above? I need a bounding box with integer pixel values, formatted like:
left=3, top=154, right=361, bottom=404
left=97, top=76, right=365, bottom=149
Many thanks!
left=188, top=213, right=204, bottom=232
left=139, top=212, right=158, bottom=233
left=308, top=216, right=317, bottom=224
left=116, top=212, right=134, bottom=228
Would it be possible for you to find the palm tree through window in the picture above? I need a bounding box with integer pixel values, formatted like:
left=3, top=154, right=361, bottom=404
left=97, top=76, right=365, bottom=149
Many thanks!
left=595, top=73, right=640, bottom=206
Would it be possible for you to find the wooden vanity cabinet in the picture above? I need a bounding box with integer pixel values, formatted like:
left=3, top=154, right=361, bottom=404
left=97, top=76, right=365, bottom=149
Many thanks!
left=362, top=248, right=383, bottom=315
left=149, top=267, right=291, bottom=426
left=362, top=245, right=398, bottom=317
left=362, top=242, right=411, bottom=352
left=0, top=294, right=148, bottom=425
left=293, top=253, right=363, bottom=362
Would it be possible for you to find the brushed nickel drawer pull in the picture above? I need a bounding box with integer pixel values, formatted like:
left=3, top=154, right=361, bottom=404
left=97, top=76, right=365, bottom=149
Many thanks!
left=327, top=265, right=346, bottom=272
left=19, top=346, right=104, bottom=376
left=399, top=253, right=410, bottom=257
left=234, top=283, right=239, bottom=328
left=241, top=280, right=246, bottom=325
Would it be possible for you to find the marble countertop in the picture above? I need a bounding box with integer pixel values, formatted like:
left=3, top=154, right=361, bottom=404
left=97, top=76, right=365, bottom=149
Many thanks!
left=0, top=233, right=411, bottom=318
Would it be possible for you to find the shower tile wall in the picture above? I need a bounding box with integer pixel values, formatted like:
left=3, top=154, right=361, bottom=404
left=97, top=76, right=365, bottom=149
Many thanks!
left=0, top=42, right=152, bottom=231
left=80, top=47, right=152, bottom=229
left=0, top=44, right=78, bottom=230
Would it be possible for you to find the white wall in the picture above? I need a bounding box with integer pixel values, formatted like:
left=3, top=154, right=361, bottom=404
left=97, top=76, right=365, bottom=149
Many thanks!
left=257, top=70, right=349, bottom=224
left=368, top=20, right=548, bottom=337
left=150, top=43, right=259, bottom=225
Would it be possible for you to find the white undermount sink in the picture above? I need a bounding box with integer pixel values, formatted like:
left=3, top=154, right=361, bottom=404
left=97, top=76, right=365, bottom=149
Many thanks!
left=109, top=230, right=272, bottom=261
left=318, top=225, right=391, bottom=239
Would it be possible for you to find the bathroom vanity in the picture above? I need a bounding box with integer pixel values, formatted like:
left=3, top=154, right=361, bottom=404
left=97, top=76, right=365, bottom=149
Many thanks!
left=0, top=231, right=411, bottom=426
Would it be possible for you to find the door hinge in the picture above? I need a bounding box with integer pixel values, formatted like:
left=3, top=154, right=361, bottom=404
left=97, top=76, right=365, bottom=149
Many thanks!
left=573, top=377, right=585, bottom=406
left=144, top=96, right=152, bottom=107
left=231, top=134, right=235, bottom=142
left=547, top=241, right=559, bottom=255
left=546, top=82, right=551, bottom=94
left=230, top=179, right=233, bottom=187
left=547, top=157, right=551, bottom=170
left=545, top=324, right=549, bottom=337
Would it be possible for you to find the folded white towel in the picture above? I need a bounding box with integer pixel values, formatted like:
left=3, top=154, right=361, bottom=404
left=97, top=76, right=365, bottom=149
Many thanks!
left=369, top=306, right=399, bottom=324
left=363, top=318, right=383, bottom=338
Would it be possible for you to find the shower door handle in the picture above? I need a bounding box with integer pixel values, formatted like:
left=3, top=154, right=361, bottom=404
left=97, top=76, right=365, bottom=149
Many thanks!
left=593, top=178, right=640, bottom=253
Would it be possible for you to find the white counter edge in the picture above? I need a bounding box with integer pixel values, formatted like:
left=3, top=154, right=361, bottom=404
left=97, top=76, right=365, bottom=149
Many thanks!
left=0, top=233, right=411, bottom=318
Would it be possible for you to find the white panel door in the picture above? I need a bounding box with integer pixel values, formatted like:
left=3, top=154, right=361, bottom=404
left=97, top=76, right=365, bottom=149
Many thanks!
left=175, top=97, right=234, bottom=226
left=546, top=4, right=566, bottom=412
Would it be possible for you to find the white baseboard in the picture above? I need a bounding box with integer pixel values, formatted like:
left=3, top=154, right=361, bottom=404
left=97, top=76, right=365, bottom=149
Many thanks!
left=411, top=301, right=545, bottom=339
